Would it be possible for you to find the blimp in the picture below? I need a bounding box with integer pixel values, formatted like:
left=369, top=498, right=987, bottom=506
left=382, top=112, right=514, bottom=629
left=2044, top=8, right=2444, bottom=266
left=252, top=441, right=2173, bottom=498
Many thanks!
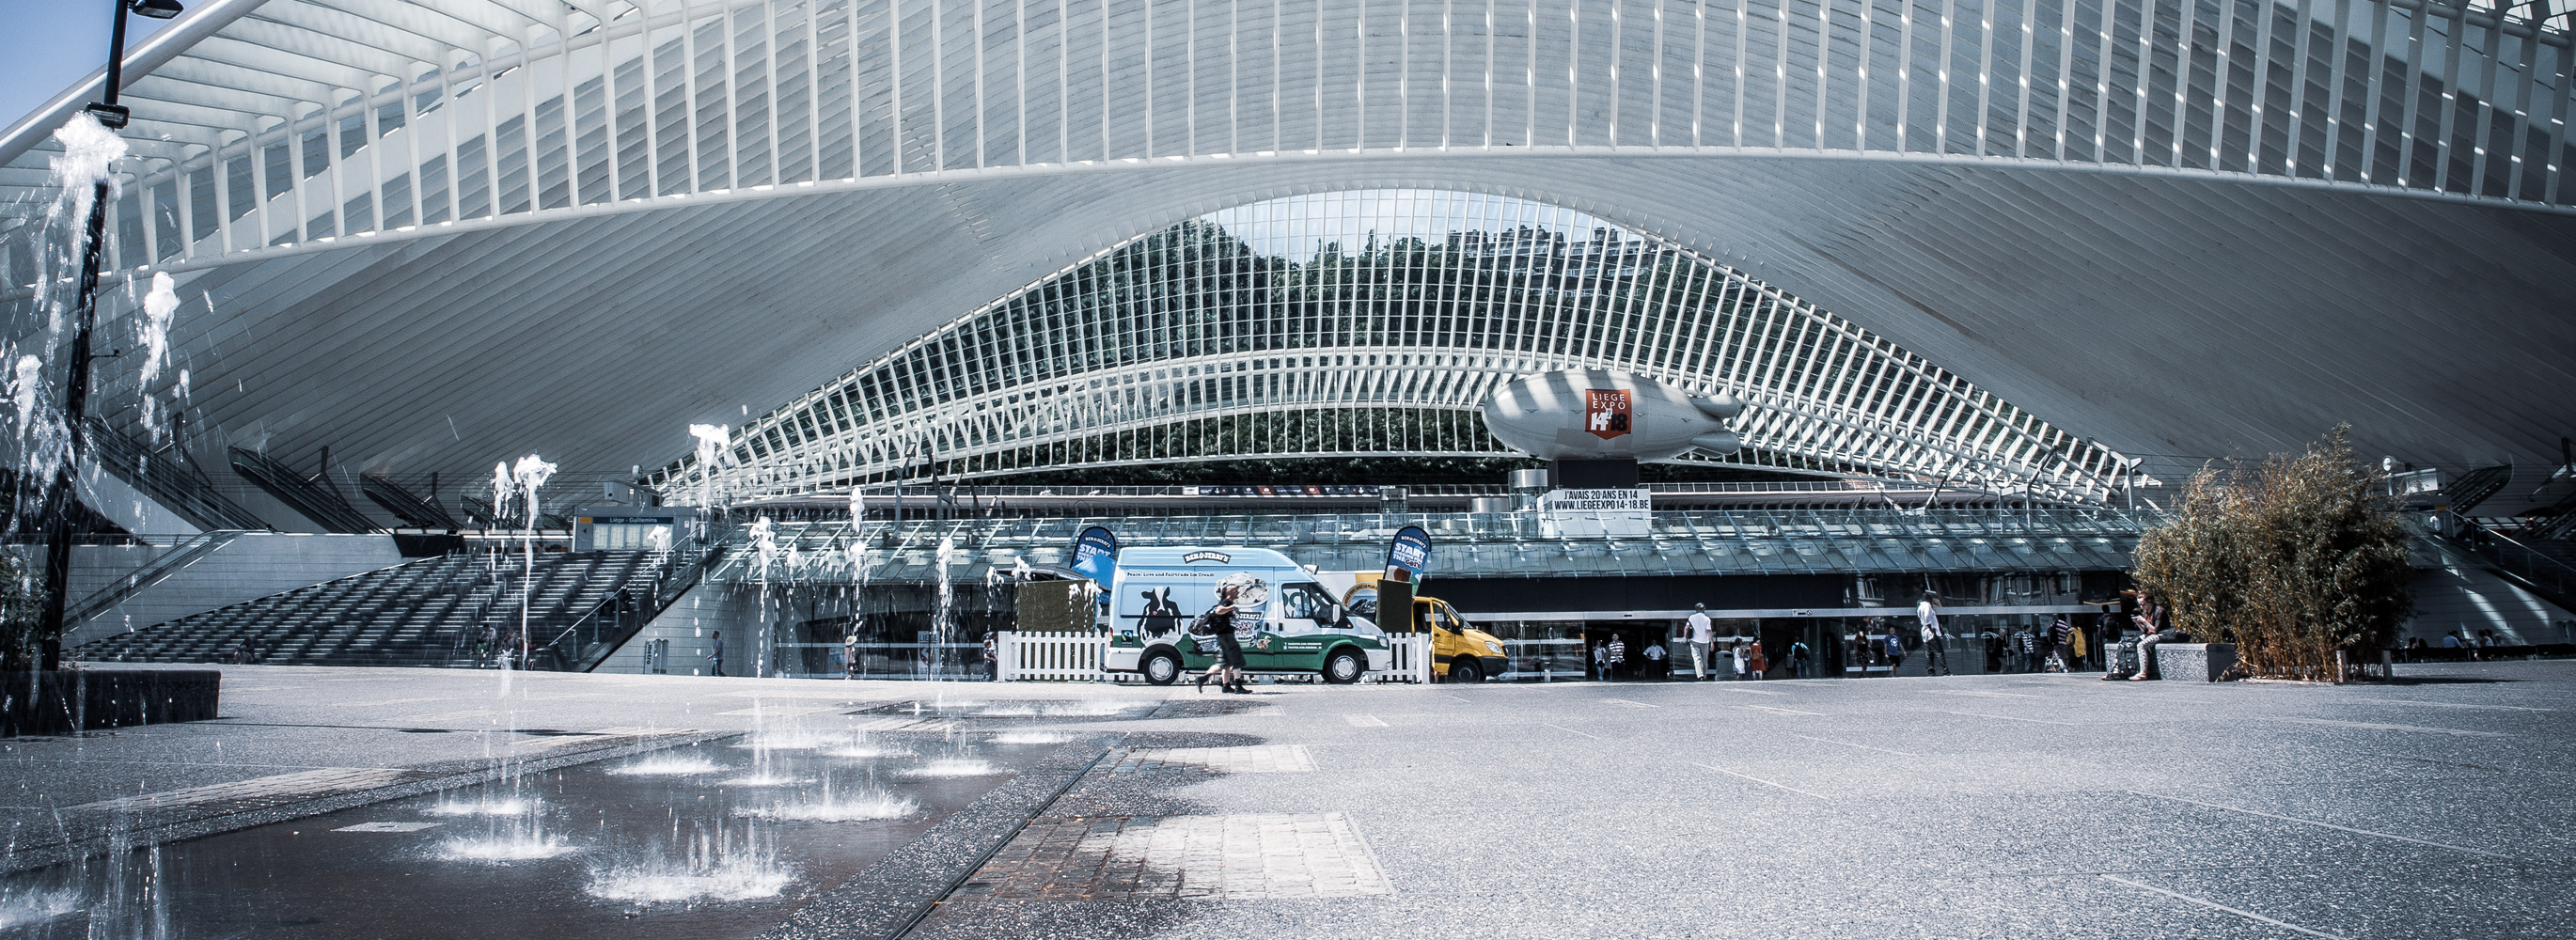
left=1481, top=368, right=1745, bottom=462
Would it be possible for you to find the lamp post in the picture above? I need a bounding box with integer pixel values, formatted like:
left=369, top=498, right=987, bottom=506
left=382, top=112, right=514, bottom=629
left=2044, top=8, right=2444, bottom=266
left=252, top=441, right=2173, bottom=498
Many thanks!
left=27, top=0, right=185, bottom=674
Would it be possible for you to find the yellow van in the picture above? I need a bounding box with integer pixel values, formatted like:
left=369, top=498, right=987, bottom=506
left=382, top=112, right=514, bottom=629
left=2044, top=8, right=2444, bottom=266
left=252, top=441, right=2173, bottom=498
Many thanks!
left=1325, top=572, right=1510, bottom=682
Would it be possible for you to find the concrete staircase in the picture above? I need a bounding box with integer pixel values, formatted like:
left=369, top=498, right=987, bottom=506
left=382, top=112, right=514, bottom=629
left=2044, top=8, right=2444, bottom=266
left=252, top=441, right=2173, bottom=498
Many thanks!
left=74, top=550, right=658, bottom=669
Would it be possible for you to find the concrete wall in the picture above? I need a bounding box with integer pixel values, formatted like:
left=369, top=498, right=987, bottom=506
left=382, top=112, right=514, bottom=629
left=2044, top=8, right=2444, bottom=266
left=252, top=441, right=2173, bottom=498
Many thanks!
left=2403, top=566, right=2576, bottom=646
left=67, top=533, right=407, bottom=649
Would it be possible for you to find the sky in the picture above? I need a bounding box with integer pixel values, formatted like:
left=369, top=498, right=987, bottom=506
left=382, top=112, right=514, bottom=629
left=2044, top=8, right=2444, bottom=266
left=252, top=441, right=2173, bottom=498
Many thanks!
left=1, top=1, right=174, bottom=133
left=1205, top=191, right=1617, bottom=262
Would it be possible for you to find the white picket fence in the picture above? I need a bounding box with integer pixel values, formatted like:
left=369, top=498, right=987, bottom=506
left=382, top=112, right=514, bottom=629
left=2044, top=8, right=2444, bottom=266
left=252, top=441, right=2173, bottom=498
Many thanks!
left=994, top=632, right=1429, bottom=682
left=995, top=633, right=1110, bottom=682
left=1381, top=634, right=1432, bottom=683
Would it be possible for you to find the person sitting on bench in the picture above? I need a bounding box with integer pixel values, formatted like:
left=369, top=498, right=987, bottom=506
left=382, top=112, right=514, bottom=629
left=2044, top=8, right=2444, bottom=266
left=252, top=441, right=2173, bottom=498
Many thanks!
left=2128, top=591, right=2182, bottom=681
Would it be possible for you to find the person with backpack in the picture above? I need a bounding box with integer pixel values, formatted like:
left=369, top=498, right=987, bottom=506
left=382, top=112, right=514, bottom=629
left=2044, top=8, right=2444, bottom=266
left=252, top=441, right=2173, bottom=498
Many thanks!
left=1193, top=584, right=1250, bottom=694
left=1788, top=639, right=1811, bottom=679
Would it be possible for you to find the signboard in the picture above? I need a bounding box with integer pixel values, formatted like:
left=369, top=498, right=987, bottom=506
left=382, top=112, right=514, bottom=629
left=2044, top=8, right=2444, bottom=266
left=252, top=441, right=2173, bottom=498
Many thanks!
left=1386, top=525, right=1432, bottom=578
left=1540, top=486, right=1653, bottom=538
left=1585, top=388, right=1633, bottom=440
left=1069, top=525, right=1117, bottom=587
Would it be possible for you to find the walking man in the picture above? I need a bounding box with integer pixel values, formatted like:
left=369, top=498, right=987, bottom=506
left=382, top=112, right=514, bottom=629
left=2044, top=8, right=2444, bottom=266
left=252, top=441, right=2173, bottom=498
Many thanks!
left=1788, top=638, right=1811, bottom=679
left=705, top=631, right=725, bottom=677
left=1607, top=634, right=1627, bottom=682
left=1685, top=604, right=1716, bottom=681
left=1917, top=591, right=1952, bottom=676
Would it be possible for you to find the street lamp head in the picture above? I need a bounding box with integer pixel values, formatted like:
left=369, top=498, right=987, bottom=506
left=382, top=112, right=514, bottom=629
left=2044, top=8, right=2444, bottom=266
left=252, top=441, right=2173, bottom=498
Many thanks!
left=130, top=0, right=185, bottom=20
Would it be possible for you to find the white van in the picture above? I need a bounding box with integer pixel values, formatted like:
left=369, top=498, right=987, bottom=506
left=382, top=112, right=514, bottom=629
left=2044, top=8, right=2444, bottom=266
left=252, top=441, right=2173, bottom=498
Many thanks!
left=1100, top=546, right=1392, bottom=684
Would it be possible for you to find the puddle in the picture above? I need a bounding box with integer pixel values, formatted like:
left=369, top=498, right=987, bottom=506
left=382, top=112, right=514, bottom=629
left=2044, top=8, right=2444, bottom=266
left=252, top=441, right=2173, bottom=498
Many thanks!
left=0, top=733, right=1060, bottom=939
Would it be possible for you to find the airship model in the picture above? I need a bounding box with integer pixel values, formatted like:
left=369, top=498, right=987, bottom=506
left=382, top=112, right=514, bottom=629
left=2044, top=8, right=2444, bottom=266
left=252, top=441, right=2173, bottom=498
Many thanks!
left=1481, top=368, right=1744, bottom=461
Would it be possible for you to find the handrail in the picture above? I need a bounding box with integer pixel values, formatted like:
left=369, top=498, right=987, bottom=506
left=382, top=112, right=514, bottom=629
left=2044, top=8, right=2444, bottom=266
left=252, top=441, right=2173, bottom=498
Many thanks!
left=227, top=446, right=378, bottom=534
left=2427, top=509, right=2576, bottom=603
left=522, top=545, right=724, bottom=672
left=65, top=528, right=248, bottom=624
left=84, top=419, right=269, bottom=531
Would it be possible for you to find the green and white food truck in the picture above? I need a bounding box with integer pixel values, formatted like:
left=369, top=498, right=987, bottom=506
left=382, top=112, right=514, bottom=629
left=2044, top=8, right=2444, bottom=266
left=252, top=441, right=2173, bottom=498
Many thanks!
left=1101, top=547, right=1393, bottom=684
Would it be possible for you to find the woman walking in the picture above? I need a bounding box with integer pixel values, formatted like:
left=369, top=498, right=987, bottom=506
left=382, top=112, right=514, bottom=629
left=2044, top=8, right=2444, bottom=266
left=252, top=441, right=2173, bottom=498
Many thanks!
left=1195, top=584, right=1251, bottom=694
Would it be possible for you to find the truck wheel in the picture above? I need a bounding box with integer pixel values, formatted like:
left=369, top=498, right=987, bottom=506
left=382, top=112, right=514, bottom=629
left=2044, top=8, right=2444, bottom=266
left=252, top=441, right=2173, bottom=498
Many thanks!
left=1449, top=657, right=1484, bottom=682
left=1322, top=649, right=1365, bottom=684
left=1142, top=650, right=1183, bottom=685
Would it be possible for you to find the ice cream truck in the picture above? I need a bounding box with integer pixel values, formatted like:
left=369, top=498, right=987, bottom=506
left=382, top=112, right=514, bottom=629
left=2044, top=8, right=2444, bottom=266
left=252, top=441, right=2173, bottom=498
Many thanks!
left=1101, top=547, right=1393, bottom=684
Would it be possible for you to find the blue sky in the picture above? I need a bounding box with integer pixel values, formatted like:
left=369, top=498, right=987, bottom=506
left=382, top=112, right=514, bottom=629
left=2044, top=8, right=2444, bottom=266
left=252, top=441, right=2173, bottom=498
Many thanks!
left=2, top=1, right=173, bottom=132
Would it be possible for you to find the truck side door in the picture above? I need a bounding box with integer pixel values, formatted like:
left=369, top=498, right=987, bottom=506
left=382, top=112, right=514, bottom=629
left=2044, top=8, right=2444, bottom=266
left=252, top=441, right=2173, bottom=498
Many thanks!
left=1261, top=582, right=1342, bottom=671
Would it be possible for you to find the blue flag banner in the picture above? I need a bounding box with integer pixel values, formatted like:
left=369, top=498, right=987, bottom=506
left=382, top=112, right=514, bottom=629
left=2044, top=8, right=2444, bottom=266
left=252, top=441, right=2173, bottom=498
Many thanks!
left=1070, top=525, right=1118, bottom=586
left=1386, top=525, right=1432, bottom=578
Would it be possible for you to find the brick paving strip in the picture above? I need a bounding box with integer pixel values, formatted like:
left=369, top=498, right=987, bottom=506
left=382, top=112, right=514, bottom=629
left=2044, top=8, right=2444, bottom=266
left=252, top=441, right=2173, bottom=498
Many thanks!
left=964, top=812, right=1392, bottom=901
left=4, top=727, right=732, bottom=877
left=760, top=733, right=1123, bottom=940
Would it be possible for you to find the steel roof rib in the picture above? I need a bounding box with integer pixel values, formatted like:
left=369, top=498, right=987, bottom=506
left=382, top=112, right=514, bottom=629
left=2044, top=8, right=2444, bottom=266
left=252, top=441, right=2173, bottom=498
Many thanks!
left=0, top=1, right=2564, bottom=511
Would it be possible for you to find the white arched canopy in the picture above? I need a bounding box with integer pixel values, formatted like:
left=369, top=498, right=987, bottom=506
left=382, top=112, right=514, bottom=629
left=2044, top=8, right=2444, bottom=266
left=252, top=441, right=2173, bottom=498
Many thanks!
left=0, top=1, right=2568, bottom=526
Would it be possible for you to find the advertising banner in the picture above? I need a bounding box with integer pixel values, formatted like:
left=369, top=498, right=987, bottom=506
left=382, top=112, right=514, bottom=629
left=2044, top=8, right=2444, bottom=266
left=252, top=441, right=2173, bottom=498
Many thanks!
left=1386, top=525, right=1433, bottom=579
left=1069, top=525, right=1117, bottom=587
left=1540, top=486, right=1653, bottom=538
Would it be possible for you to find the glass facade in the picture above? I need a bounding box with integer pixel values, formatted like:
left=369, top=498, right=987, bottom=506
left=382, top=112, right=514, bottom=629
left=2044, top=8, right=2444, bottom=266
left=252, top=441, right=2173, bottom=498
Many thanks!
left=668, top=191, right=2132, bottom=503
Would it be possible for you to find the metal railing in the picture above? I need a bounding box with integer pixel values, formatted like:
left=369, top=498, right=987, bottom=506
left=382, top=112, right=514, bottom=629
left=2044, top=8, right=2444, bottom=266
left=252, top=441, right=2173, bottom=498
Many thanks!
left=84, top=419, right=268, bottom=531
left=2428, top=510, right=2576, bottom=607
left=697, top=506, right=2158, bottom=585
left=527, top=542, right=727, bottom=672
left=64, top=528, right=248, bottom=624
left=226, top=446, right=376, bottom=534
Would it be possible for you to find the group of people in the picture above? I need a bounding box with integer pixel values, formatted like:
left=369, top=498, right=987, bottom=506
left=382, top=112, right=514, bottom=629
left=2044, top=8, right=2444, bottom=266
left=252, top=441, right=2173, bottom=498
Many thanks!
left=1588, top=603, right=1811, bottom=682
left=2399, top=629, right=2509, bottom=662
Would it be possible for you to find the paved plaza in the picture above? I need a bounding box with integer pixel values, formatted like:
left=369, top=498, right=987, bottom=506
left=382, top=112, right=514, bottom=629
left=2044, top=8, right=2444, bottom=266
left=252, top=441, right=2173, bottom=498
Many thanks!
left=3, top=661, right=2569, bottom=939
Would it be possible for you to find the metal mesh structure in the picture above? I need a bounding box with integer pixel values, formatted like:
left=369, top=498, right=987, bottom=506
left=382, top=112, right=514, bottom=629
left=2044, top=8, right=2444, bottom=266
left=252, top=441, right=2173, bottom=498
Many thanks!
left=0, top=1, right=2568, bottom=507
left=699, top=507, right=2153, bottom=585
left=3, top=0, right=2569, bottom=276
left=659, top=191, right=2133, bottom=503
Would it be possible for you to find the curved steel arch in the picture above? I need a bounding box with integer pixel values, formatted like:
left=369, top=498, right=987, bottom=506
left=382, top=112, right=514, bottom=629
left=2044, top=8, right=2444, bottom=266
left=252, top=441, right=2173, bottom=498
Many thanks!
left=6, top=0, right=2572, bottom=274
left=0, top=0, right=2565, bottom=528
left=667, top=194, right=2132, bottom=503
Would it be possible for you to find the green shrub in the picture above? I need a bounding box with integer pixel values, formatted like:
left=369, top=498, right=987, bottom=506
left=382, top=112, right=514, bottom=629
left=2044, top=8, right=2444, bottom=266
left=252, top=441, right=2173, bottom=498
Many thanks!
left=2131, top=428, right=2414, bottom=682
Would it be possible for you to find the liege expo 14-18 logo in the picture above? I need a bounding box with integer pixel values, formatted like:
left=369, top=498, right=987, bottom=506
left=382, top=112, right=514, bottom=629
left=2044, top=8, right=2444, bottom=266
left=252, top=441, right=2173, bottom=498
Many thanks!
left=1585, top=388, right=1632, bottom=440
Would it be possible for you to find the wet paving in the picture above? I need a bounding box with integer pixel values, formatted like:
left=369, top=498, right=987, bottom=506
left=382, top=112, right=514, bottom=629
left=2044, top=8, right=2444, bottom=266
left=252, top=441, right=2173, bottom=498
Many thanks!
left=0, top=728, right=1054, bottom=940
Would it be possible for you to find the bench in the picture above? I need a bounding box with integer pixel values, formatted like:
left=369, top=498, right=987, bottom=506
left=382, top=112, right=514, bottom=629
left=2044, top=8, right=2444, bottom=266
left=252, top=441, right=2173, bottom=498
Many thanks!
left=2106, top=640, right=2236, bottom=682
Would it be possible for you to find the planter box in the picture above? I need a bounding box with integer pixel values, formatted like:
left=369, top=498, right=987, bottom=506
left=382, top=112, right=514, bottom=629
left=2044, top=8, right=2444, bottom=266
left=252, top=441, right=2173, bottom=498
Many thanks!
left=1, top=669, right=222, bottom=736
left=2152, top=643, right=2237, bottom=682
